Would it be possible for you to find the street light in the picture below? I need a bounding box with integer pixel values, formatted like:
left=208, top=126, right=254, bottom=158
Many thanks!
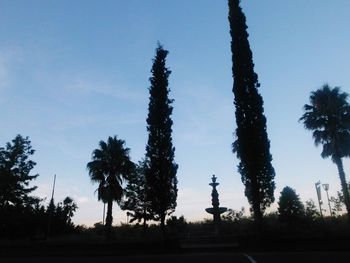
left=102, top=203, right=106, bottom=225
left=315, top=181, right=323, bottom=217
left=322, top=183, right=332, bottom=217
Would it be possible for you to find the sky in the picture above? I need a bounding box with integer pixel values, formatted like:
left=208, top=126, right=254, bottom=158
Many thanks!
left=1, top=0, right=350, bottom=226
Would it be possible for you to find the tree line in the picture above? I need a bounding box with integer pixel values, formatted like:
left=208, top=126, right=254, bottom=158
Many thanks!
left=2, top=0, right=350, bottom=241
left=88, top=0, right=350, bottom=241
left=0, top=135, right=77, bottom=238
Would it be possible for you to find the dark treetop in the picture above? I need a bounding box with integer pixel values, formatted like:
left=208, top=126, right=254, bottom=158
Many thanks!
left=228, top=0, right=275, bottom=223
left=145, top=44, right=178, bottom=230
left=278, top=186, right=305, bottom=223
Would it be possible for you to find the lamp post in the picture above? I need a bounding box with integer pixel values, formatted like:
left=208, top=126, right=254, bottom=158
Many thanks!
left=315, top=181, right=323, bottom=217
left=102, top=203, right=106, bottom=225
left=322, top=183, right=332, bottom=217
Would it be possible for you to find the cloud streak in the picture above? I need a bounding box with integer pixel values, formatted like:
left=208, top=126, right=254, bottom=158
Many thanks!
left=0, top=47, right=22, bottom=92
left=65, top=78, right=145, bottom=102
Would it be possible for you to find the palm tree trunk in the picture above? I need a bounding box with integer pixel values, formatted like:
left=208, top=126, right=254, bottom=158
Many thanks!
left=334, top=157, right=350, bottom=222
left=105, top=199, right=113, bottom=241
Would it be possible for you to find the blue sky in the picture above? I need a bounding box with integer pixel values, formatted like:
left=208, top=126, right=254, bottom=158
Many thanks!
left=1, top=0, right=350, bottom=225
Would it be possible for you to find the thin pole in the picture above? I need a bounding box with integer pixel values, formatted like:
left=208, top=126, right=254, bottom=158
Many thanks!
left=47, top=174, right=56, bottom=238
left=315, top=182, right=323, bottom=217
left=51, top=174, right=56, bottom=200
left=102, top=203, right=106, bottom=225
left=325, top=188, right=332, bottom=217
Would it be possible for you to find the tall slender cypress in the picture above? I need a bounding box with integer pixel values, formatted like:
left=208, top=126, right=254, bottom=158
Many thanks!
left=145, top=44, right=178, bottom=233
left=228, top=0, right=275, bottom=225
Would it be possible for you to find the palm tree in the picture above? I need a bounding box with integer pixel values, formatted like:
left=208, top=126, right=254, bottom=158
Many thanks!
left=87, top=136, right=134, bottom=240
left=300, top=84, right=350, bottom=220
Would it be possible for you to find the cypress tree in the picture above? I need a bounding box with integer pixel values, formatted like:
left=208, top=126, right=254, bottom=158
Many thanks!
left=145, top=44, right=178, bottom=233
left=228, top=0, right=275, bottom=226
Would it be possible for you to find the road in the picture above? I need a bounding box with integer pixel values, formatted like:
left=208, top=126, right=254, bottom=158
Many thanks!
left=2, top=251, right=350, bottom=263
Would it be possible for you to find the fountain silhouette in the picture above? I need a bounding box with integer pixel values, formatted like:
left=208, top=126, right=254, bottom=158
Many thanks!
left=205, top=175, right=227, bottom=225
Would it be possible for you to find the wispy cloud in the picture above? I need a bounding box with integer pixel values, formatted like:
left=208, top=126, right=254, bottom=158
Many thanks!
left=51, top=113, right=144, bottom=133
left=173, top=81, right=233, bottom=144
left=76, top=196, right=90, bottom=205
left=0, top=57, right=7, bottom=90
left=65, top=78, right=144, bottom=102
left=0, top=47, right=22, bottom=92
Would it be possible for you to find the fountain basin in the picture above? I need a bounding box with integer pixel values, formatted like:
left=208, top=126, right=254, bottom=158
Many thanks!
left=205, top=207, right=227, bottom=214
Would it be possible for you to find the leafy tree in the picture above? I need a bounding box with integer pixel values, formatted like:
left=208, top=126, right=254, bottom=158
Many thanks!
left=228, top=0, right=275, bottom=226
left=300, top=84, right=350, bottom=221
left=278, top=186, right=305, bottom=223
left=47, top=197, right=78, bottom=235
left=330, top=187, right=350, bottom=217
left=0, top=135, right=41, bottom=237
left=121, top=160, right=153, bottom=228
left=87, top=136, right=135, bottom=240
left=62, top=196, right=78, bottom=226
left=145, top=44, right=178, bottom=234
left=0, top=135, right=39, bottom=208
left=0, top=135, right=66, bottom=238
left=0, top=135, right=79, bottom=238
left=305, top=199, right=320, bottom=221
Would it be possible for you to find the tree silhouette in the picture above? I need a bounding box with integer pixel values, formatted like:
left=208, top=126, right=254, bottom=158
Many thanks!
left=228, top=0, right=275, bottom=226
left=0, top=135, right=42, bottom=237
left=46, top=196, right=78, bottom=236
left=278, top=186, right=305, bottom=224
left=145, top=44, right=178, bottom=234
left=62, top=196, right=78, bottom=226
left=121, top=159, right=153, bottom=229
left=329, top=186, right=350, bottom=216
left=300, top=84, right=350, bottom=221
left=0, top=135, right=79, bottom=238
left=0, top=135, right=39, bottom=208
left=305, top=199, right=320, bottom=221
left=87, top=136, right=134, bottom=240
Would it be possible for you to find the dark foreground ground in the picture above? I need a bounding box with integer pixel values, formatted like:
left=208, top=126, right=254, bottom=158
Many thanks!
left=2, top=235, right=350, bottom=263
left=2, top=251, right=350, bottom=263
